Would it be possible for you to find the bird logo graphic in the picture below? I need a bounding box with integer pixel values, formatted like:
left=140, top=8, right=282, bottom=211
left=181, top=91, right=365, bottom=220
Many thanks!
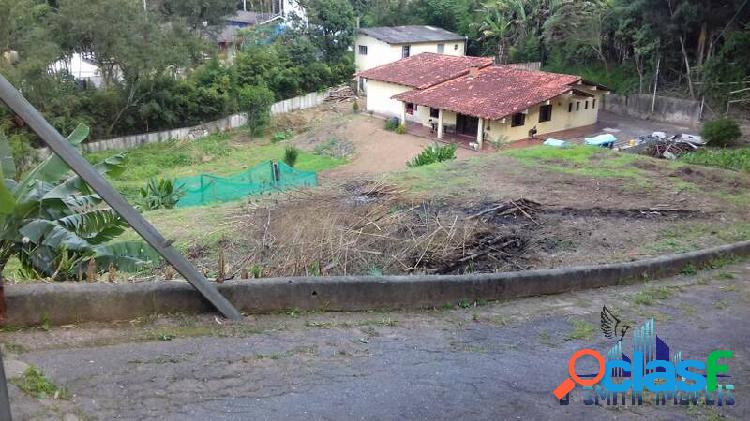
left=600, top=305, right=632, bottom=342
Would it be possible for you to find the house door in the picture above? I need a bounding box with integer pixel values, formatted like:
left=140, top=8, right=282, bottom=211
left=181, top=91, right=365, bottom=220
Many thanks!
left=456, top=114, right=478, bottom=137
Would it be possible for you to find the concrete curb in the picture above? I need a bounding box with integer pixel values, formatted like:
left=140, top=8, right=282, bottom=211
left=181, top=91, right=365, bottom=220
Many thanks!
left=5, top=240, right=750, bottom=327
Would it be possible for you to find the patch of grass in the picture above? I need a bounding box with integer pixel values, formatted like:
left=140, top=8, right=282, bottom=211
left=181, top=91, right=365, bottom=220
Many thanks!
left=705, top=255, right=739, bottom=270
left=680, top=263, right=697, bottom=276
left=12, top=366, right=67, bottom=400
left=2, top=342, right=26, bottom=354
left=457, top=298, right=473, bottom=309
left=397, top=157, right=479, bottom=192
left=86, top=131, right=345, bottom=202
left=716, top=271, right=736, bottom=280
left=649, top=222, right=750, bottom=253
left=680, top=147, right=750, bottom=172
left=565, top=319, right=596, bottom=341
left=632, top=285, right=674, bottom=306
left=503, top=146, right=650, bottom=180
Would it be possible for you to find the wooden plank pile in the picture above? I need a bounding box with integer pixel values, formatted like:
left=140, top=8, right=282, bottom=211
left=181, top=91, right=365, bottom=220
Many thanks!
left=324, top=85, right=357, bottom=102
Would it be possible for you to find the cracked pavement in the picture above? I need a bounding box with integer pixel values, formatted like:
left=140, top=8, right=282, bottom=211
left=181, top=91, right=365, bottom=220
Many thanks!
left=3, top=259, right=750, bottom=420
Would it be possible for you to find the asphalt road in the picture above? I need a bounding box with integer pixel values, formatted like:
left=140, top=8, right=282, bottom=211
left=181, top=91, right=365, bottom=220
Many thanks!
left=3, top=260, right=749, bottom=420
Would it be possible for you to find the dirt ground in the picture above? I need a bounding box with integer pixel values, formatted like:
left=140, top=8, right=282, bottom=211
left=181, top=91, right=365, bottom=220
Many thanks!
left=124, top=104, right=749, bottom=280
left=4, top=259, right=749, bottom=419
left=288, top=103, right=478, bottom=180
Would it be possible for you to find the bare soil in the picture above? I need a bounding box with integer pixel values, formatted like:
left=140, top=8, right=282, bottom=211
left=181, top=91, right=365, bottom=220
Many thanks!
left=133, top=105, right=749, bottom=280
left=289, top=100, right=478, bottom=180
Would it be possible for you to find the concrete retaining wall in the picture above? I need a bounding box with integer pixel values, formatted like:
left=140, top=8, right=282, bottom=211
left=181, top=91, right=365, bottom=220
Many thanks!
left=5, top=240, right=750, bottom=327
left=37, top=89, right=334, bottom=156
left=604, top=94, right=702, bottom=127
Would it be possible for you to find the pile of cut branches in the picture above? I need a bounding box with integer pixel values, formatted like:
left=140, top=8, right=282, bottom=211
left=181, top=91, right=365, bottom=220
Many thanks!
left=231, top=183, right=534, bottom=277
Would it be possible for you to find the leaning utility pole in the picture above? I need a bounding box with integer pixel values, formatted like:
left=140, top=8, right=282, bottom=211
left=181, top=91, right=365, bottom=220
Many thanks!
left=0, top=74, right=242, bottom=321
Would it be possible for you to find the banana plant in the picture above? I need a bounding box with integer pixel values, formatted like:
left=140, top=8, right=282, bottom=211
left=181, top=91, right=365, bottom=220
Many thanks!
left=0, top=124, right=159, bottom=281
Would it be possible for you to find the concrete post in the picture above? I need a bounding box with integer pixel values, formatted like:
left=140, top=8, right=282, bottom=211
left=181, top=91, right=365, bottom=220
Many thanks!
left=437, top=109, right=444, bottom=139
left=476, top=118, right=484, bottom=150
left=400, top=102, right=407, bottom=126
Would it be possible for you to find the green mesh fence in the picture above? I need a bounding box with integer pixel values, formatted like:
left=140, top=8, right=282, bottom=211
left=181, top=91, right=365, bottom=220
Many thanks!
left=175, top=161, right=318, bottom=207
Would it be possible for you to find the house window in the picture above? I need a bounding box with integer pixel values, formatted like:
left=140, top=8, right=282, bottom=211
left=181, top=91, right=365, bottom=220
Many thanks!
left=454, top=44, right=459, bottom=50
left=568, top=103, right=573, bottom=113
left=437, top=43, right=444, bottom=54
left=406, top=102, right=414, bottom=115
left=430, top=108, right=439, bottom=118
left=592, top=98, right=596, bottom=109
left=539, top=104, right=552, bottom=123
left=358, top=45, right=368, bottom=55
left=585, top=101, right=589, bottom=109
left=402, top=45, right=411, bottom=58
left=511, top=112, right=526, bottom=127
left=576, top=101, right=580, bottom=111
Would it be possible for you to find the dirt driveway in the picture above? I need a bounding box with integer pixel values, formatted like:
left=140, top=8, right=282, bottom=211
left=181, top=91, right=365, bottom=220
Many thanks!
left=293, top=113, right=479, bottom=181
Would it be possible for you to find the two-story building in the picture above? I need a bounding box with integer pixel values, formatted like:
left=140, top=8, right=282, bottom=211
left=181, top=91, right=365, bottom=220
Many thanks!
left=355, top=25, right=467, bottom=94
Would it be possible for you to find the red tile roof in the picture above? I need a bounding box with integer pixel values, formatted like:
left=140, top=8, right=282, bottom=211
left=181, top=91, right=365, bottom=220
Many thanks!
left=393, top=66, right=581, bottom=120
left=357, top=52, right=493, bottom=89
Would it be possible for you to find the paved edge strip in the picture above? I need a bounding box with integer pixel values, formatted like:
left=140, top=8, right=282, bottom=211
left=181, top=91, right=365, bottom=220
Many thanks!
left=5, top=240, right=750, bottom=327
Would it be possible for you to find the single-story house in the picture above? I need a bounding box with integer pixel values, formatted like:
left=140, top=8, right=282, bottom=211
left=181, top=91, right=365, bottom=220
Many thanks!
left=358, top=53, right=607, bottom=149
left=355, top=25, right=468, bottom=93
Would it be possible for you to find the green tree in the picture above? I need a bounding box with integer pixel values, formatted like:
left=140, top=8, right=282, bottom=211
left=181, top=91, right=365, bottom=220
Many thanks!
left=303, top=0, right=356, bottom=61
left=52, top=0, right=206, bottom=134
left=152, top=0, right=237, bottom=33
left=238, top=84, right=275, bottom=136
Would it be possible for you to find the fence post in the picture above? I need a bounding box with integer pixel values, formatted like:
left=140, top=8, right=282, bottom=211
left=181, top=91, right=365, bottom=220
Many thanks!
left=0, top=74, right=242, bottom=320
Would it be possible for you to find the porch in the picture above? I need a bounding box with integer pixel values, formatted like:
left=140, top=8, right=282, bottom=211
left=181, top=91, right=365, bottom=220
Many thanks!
left=405, top=122, right=493, bottom=151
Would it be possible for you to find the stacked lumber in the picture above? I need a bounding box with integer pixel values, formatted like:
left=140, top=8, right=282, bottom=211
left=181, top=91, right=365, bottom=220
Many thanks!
left=324, top=85, right=357, bottom=102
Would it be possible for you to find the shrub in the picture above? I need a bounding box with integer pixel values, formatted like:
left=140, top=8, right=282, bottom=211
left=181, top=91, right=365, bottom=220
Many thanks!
left=679, top=147, right=750, bottom=172
left=407, top=143, right=458, bottom=167
left=395, top=124, right=407, bottom=134
left=139, top=178, right=185, bottom=210
left=283, top=145, right=299, bottom=167
left=384, top=117, right=400, bottom=131
left=238, top=84, right=276, bottom=137
left=272, top=129, right=295, bottom=143
left=700, top=119, right=742, bottom=146
left=352, top=101, right=359, bottom=112
left=0, top=125, right=159, bottom=281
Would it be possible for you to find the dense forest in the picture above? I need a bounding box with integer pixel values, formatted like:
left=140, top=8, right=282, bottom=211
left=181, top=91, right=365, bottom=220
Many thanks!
left=1, top=0, right=749, bottom=165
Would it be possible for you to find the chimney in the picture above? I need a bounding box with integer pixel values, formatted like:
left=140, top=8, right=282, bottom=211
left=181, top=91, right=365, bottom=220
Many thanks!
left=469, top=66, right=480, bottom=78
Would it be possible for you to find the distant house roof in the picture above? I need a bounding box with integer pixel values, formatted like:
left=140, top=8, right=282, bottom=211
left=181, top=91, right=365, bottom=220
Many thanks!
left=358, top=25, right=465, bottom=45
left=357, top=53, right=493, bottom=89
left=218, top=11, right=281, bottom=43
left=393, top=66, right=582, bottom=120
left=227, top=11, right=278, bottom=25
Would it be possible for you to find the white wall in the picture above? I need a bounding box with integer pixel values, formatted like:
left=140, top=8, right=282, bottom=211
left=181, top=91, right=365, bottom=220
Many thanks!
left=364, top=80, right=412, bottom=118
left=35, top=88, right=336, bottom=156
left=355, top=34, right=466, bottom=74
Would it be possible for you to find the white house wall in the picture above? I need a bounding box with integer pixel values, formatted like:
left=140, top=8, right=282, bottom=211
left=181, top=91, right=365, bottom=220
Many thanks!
left=364, top=80, right=413, bottom=118
left=355, top=35, right=466, bottom=74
